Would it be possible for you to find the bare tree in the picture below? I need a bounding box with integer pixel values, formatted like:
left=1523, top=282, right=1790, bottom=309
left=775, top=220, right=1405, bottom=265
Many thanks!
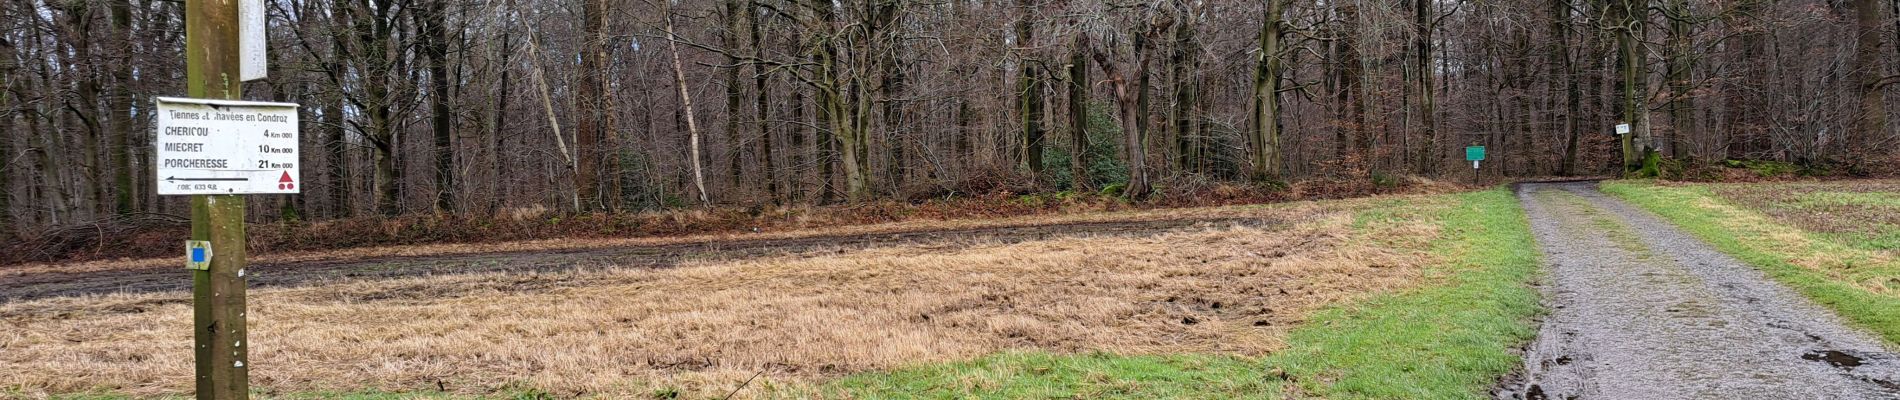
left=665, top=0, right=711, bottom=206
left=1090, top=4, right=1163, bottom=198
left=1609, top=0, right=1654, bottom=173
left=1853, top=0, right=1888, bottom=163
left=3, top=0, right=1898, bottom=231
left=1069, top=31, right=1093, bottom=190
left=1252, top=0, right=1288, bottom=182
left=1664, top=0, right=1696, bottom=161
left=1017, top=3, right=1046, bottom=177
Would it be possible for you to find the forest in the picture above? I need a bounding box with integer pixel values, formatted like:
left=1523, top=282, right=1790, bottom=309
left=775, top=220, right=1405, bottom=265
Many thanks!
left=3, top=0, right=1898, bottom=232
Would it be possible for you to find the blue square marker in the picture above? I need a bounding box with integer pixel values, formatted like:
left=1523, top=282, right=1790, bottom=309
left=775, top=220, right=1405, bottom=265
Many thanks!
left=184, top=241, right=212, bottom=270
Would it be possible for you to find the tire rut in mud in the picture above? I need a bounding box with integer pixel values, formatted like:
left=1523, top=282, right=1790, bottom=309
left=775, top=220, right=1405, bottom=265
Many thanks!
left=2, top=216, right=1280, bottom=302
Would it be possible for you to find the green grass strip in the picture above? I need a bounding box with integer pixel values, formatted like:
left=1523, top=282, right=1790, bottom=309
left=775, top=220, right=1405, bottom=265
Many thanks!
left=808, top=351, right=1271, bottom=399
left=1261, top=189, right=1540, bottom=399
left=1601, top=180, right=1900, bottom=345
left=806, top=189, right=1542, bottom=399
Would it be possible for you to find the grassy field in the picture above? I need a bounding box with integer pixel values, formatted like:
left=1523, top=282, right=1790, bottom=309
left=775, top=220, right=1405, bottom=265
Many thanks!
left=788, top=189, right=1541, bottom=399
left=1602, top=180, right=1900, bottom=344
left=3, top=189, right=1541, bottom=399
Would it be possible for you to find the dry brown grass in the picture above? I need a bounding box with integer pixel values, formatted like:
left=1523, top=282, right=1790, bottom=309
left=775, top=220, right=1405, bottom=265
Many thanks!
left=6, top=176, right=1455, bottom=266
left=1692, top=181, right=1900, bottom=295
left=2, top=199, right=1348, bottom=279
left=0, top=197, right=1447, bottom=399
left=1708, top=180, right=1900, bottom=230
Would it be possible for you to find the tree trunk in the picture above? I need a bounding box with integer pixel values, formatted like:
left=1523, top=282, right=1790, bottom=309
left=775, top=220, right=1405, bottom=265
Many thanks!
left=1612, top=0, right=1653, bottom=172
left=1170, top=6, right=1200, bottom=174
left=1414, top=0, right=1438, bottom=174
left=1132, top=27, right=1155, bottom=197
left=1017, top=15, right=1045, bottom=176
left=367, top=82, right=399, bottom=218
left=806, top=0, right=868, bottom=202
left=576, top=0, right=607, bottom=210
left=816, top=88, right=835, bottom=204
left=752, top=0, right=776, bottom=203
left=1135, top=30, right=1154, bottom=182
left=1666, top=0, right=1695, bottom=161
left=1253, top=0, right=1286, bottom=182
left=30, top=102, right=63, bottom=225
left=110, top=0, right=135, bottom=214
left=956, top=88, right=973, bottom=172
left=372, top=137, right=397, bottom=216
left=1854, top=0, right=1887, bottom=164
left=665, top=2, right=711, bottom=206
left=490, top=30, right=512, bottom=214
left=1092, top=25, right=1154, bottom=199
left=1556, top=0, right=1582, bottom=175
left=1726, top=0, right=1766, bottom=159
left=343, top=0, right=404, bottom=216
left=0, top=19, right=14, bottom=229
left=423, top=0, right=456, bottom=213
left=1339, top=4, right=1368, bottom=166
left=323, top=46, right=350, bottom=218
left=1326, top=15, right=1349, bottom=162
left=724, top=0, right=746, bottom=196
left=63, top=1, right=105, bottom=218
left=792, top=83, right=810, bottom=203
left=952, top=0, right=974, bottom=174
left=1069, top=34, right=1093, bottom=190
left=516, top=5, right=578, bottom=211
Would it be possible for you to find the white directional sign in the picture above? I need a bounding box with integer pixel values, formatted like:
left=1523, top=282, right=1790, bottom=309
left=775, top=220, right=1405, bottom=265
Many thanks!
left=155, top=97, right=301, bottom=195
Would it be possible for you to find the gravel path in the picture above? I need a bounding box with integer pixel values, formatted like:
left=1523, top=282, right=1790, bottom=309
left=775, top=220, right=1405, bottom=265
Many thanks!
left=1502, top=181, right=1900, bottom=399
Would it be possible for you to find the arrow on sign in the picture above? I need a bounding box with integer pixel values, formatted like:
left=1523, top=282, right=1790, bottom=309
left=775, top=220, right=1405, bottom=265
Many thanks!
left=165, top=176, right=249, bottom=182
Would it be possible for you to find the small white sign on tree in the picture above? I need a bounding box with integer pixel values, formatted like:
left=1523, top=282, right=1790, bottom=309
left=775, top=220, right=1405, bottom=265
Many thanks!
left=239, top=0, right=267, bottom=81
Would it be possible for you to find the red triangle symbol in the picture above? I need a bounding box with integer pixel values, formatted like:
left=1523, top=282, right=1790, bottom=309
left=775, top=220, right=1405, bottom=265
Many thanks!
left=279, top=171, right=294, bottom=183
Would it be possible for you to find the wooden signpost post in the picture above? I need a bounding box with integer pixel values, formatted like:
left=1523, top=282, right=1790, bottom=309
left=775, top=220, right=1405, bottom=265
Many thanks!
left=1466, top=145, right=1486, bottom=184
left=162, top=1, right=291, bottom=398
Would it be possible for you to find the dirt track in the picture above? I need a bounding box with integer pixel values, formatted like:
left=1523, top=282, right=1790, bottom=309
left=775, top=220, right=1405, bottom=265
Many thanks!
left=0, top=216, right=1277, bottom=302
left=1501, top=181, right=1900, bottom=399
